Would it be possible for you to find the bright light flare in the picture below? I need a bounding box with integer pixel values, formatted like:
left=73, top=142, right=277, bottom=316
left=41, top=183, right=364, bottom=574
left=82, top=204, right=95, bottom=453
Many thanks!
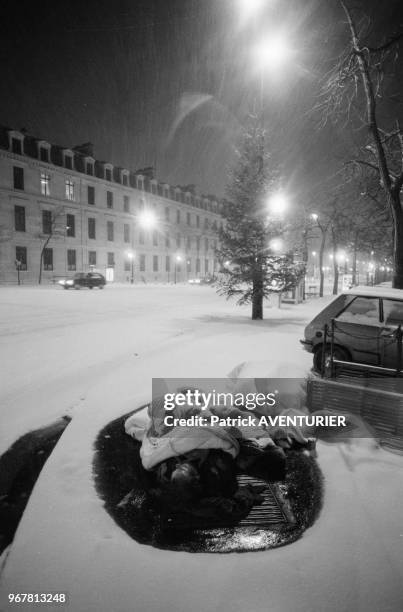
left=238, top=0, right=266, bottom=23
left=269, top=238, right=284, bottom=253
left=310, top=213, right=318, bottom=221
left=126, top=251, right=135, bottom=260
left=268, top=192, right=288, bottom=215
left=138, top=210, right=157, bottom=229
left=253, top=35, right=292, bottom=71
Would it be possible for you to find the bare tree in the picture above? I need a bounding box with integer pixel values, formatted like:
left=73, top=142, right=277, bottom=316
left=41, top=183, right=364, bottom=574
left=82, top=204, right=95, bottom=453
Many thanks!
left=37, top=208, right=65, bottom=284
left=319, top=0, right=403, bottom=287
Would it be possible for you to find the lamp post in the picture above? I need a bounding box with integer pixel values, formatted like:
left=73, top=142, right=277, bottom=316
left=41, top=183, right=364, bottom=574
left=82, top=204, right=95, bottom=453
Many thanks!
left=174, top=254, right=182, bottom=284
left=127, top=251, right=135, bottom=284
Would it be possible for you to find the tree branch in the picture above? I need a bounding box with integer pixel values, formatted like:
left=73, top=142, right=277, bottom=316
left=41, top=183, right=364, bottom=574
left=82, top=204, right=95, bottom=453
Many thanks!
left=368, top=33, right=403, bottom=54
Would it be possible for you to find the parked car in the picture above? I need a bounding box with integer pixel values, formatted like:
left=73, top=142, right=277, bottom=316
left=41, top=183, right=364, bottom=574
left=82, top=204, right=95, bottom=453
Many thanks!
left=301, top=286, right=403, bottom=371
left=188, top=276, right=215, bottom=285
left=58, top=272, right=106, bottom=290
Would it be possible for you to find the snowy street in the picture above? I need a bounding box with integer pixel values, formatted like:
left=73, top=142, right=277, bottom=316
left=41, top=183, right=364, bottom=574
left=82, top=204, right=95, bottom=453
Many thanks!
left=1, top=285, right=403, bottom=612
left=0, top=284, right=317, bottom=454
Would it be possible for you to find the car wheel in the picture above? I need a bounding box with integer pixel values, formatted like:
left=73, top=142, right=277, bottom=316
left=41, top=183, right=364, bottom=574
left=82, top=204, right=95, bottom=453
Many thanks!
left=89, top=286, right=94, bottom=290
left=64, top=286, right=69, bottom=290
left=313, top=344, right=350, bottom=373
left=99, top=285, right=104, bottom=290
left=74, top=285, right=80, bottom=290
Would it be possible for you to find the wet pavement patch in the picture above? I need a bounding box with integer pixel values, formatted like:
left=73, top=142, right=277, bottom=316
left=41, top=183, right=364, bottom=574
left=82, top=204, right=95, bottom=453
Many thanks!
left=0, top=416, right=71, bottom=555
left=93, top=411, right=323, bottom=553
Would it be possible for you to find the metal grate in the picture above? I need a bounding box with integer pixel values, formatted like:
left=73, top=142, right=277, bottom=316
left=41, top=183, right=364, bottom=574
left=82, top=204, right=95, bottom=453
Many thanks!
left=164, top=474, right=295, bottom=532
left=236, top=475, right=292, bottom=528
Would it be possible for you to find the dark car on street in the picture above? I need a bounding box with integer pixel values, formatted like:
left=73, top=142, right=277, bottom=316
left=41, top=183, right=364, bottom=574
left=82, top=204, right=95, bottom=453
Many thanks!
left=58, top=272, right=106, bottom=290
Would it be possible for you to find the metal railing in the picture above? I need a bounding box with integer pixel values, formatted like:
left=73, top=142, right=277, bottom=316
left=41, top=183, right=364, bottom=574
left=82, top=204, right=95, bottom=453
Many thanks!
left=320, top=319, right=403, bottom=379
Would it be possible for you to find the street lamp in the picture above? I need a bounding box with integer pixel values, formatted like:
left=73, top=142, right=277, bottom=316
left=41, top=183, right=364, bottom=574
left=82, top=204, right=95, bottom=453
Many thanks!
left=269, top=238, right=284, bottom=253
left=138, top=209, right=157, bottom=230
left=238, top=0, right=266, bottom=23
left=174, top=254, right=182, bottom=285
left=253, top=34, right=293, bottom=73
left=268, top=192, right=288, bottom=216
left=126, top=251, right=135, bottom=284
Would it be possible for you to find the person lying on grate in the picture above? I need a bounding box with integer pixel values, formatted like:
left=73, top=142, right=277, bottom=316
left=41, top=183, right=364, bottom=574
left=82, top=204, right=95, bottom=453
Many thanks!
left=124, top=391, right=294, bottom=517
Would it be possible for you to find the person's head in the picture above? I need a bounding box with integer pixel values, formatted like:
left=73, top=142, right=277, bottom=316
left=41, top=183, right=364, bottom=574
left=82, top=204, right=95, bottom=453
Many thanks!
left=169, top=461, right=201, bottom=502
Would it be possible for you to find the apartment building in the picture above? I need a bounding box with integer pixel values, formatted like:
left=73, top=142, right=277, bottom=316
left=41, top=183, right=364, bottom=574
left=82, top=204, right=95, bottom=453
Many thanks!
left=0, top=127, right=223, bottom=284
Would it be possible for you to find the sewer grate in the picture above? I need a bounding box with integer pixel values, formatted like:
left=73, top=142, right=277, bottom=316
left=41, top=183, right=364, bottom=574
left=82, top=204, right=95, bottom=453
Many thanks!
left=236, top=475, right=294, bottom=528
left=163, top=474, right=295, bottom=532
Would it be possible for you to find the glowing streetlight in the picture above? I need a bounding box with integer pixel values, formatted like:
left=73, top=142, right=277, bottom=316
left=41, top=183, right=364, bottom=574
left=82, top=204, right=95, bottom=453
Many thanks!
left=268, top=192, right=288, bottom=216
left=138, top=209, right=157, bottom=229
left=310, top=213, right=318, bottom=222
left=238, top=0, right=266, bottom=23
left=174, top=254, right=182, bottom=284
left=126, top=251, right=135, bottom=284
left=269, top=238, right=284, bottom=253
left=253, top=34, right=293, bottom=72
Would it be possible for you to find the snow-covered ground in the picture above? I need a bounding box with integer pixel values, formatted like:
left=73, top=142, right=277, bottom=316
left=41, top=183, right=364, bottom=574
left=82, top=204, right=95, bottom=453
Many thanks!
left=0, top=285, right=402, bottom=612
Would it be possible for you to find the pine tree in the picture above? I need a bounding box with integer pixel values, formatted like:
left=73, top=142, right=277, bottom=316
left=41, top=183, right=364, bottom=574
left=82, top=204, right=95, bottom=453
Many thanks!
left=216, top=114, right=304, bottom=320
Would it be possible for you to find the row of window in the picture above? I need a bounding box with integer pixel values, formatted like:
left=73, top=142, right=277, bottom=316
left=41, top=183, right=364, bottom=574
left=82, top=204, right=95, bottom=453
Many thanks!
left=11, top=166, right=221, bottom=226
left=11, top=136, right=218, bottom=209
left=14, top=246, right=212, bottom=274
left=13, top=166, right=123, bottom=208
left=14, top=206, right=215, bottom=250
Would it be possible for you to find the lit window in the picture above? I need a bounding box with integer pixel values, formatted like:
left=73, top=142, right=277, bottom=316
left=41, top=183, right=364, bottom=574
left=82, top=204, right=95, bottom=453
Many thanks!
left=40, top=172, right=50, bottom=196
left=65, top=179, right=75, bottom=201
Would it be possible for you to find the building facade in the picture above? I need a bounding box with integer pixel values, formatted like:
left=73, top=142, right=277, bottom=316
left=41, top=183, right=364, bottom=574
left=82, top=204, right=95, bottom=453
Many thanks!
left=0, top=127, right=223, bottom=284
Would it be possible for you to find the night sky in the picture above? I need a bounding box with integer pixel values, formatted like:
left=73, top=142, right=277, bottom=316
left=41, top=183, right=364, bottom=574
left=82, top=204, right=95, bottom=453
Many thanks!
left=0, top=0, right=402, bottom=199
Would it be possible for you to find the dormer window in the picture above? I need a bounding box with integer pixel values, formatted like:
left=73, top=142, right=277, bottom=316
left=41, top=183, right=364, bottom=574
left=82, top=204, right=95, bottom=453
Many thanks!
left=136, top=175, right=144, bottom=190
left=84, top=157, right=95, bottom=176
left=8, top=131, right=24, bottom=155
left=63, top=150, right=74, bottom=170
left=37, top=141, right=51, bottom=163
left=104, top=163, right=113, bottom=181
left=150, top=179, right=158, bottom=195
left=121, top=170, right=129, bottom=186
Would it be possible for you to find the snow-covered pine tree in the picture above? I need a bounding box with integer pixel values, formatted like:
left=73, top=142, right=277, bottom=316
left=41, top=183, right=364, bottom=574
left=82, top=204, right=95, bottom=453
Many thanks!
left=216, top=114, right=304, bottom=319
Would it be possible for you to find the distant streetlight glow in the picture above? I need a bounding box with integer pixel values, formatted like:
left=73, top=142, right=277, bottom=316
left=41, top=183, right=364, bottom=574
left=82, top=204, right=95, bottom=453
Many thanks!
left=269, top=238, right=283, bottom=253
left=138, top=209, right=157, bottom=229
left=310, top=213, right=318, bottom=221
left=336, top=251, right=346, bottom=264
left=126, top=250, right=135, bottom=284
left=268, top=192, right=288, bottom=215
